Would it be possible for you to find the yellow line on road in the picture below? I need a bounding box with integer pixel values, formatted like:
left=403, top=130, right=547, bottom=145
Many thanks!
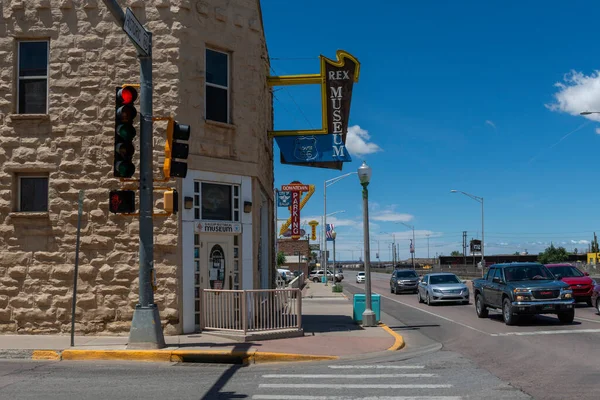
left=379, top=323, right=405, bottom=351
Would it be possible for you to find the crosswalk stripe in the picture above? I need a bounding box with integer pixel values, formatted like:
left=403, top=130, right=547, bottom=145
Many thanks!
left=252, top=396, right=462, bottom=400
left=262, top=374, right=436, bottom=379
left=258, top=384, right=453, bottom=389
left=328, top=365, right=425, bottom=369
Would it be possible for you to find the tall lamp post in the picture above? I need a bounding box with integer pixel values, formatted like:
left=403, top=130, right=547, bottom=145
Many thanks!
left=358, top=161, right=376, bottom=327
left=331, top=230, right=337, bottom=281
left=426, top=233, right=430, bottom=263
left=322, top=210, right=345, bottom=286
left=451, top=189, right=485, bottom=277
left=323, top=172, right=356, bottom=286
left=399, top=222, right=415, bottom=269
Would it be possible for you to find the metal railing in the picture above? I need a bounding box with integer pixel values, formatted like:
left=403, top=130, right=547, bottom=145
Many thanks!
left=289, top=272, right=305, bottom=289
left=200, top=288, right=302, bottom=334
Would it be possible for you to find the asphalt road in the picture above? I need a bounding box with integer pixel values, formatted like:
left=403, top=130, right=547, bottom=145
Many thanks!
left=343, top=270, right=600, bottom=400
left=0, top=351, right=530, bottom=400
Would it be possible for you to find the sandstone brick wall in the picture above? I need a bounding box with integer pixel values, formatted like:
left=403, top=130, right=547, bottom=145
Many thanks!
left=0, top=0, right=272, bottom=334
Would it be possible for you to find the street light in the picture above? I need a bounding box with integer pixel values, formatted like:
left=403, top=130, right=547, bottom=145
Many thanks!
left=323, top=172, right=356, bottom=287
left=380, top=231, right=396, bottom=265
left=358, top=161, right=376, bottom=327
left=331, top=230, right=337, bottom=282
left=322, top=210, right=345, bottom=286
left=451, top=189, right=485, bottom=277
left=398, top=222, right=415, bottom=269
left=426, top=233, right=430, bottom=262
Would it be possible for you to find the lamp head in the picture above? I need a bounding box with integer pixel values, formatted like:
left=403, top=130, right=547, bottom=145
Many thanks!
left=331, top=230, right=337, bottom=240
left=580, top=111, right=592, bottom=115
left=450, top=189, right=457, bottom=193
left=357, top=161, right=372, bottom=185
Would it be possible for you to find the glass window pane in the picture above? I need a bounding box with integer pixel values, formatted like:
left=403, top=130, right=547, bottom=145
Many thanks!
left=18, top=79, right=47, bottom=114
left=234, top=235, right=238, bottom=245
left=206, top=49, right=228, bottom=87
left=202, top=183, right=232, bottom=220
left=206, top=86, right=228, bottom=123
left=194, top=208, right=200, bottom=219
left=195, top=261, right=199, bottom=271
left=194, top=195, right=199, bottom=206
left=20, top=177, right=48, bottom=212
left=234, top=198, right=239, bottom=209
left=194, top=234, right=199, bottom=245
left=195, top=314, right=200, bottom=325
left=234, top=186, right=239, bottom=196
left=19, top=42, right=48, bottom=77
left=194, top=181, right=199, bottom=193
left=195, top=300, right=200, bottom=312
left=234, top=210, right=239, bottom=221
left=194, top=248, right=199, bottom=258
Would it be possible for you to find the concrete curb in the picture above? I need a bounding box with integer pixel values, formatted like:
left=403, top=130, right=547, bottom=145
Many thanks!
left=378, top=323, right=406, bottom=351
left=23, top=349, right=339, bottom=365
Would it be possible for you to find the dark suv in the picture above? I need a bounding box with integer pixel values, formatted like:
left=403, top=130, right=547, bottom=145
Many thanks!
left=390, top=269, right=419, bottom=294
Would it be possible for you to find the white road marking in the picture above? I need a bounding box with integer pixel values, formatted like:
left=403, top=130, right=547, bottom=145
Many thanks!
left=491, top=328, right=600, bottom=337
left=252, top=396, right=463, bottom=400
left=373, top=290, right=491, bottom=335
left=259, top=384, right=453, bottom=389
left=328, top=365, right=425, bottom=369
left=262, top=374, right=436, bottom=379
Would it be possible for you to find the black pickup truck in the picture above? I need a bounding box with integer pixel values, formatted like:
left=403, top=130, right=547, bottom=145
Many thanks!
left=472, top=263, right=575, bottom=325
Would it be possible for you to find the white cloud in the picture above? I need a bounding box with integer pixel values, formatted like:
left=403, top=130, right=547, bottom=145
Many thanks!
left=371, top=211, right=414, bottom=223
left=345, top=125, right=382, bottom=156
left=485, top=120, right=496, bottom=129
left=595, top=128, right=600, bottom=135
left=571, top=239, right=590, bottom=245
left=546, top=70, right=600, bottom=121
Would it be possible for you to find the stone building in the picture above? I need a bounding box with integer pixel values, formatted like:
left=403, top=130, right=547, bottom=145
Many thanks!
left=277, top=239, right=312, bottom=278
left=0, top=0, right=274, bottom=335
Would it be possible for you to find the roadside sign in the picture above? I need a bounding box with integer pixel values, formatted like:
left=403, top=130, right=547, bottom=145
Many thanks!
left=281, top=184, right=309, bottom=192
left=123, top=8, right=150, bottom=56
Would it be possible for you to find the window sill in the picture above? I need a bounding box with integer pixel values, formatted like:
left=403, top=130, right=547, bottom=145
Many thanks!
left=8, top=114, right=50, bottom=121
left=205, top=119, right=236, bottom=130
left=9, top=212, right=50, bottom=218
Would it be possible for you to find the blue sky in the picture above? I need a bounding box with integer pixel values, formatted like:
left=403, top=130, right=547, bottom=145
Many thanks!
left=261, top=0, right=600, bottom=261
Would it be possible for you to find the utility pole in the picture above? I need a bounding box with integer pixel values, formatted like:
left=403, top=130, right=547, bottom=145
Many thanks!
left=103, top=0, right=165, bottom=349
left=426, top=233, right=430, bottom=262
left=463, top=231, right=467, bottom=267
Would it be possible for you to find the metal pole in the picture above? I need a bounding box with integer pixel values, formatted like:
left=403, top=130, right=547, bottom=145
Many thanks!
left=361, top=182, right=376, bottom=326
left=333, top=238, right=336, bottom=282
left=102, top=0, right=164, bottom=349
left=481, top=198, right=485, bottom=278
left=323, top=181, right=328, bottom=285
left=412, top=226, right=415, bottom=269
left=70, top=190, right=84, bottom=347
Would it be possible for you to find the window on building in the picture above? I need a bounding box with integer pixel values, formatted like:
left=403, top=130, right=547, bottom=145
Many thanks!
left=17, top=41, right=49, bottom=114
left=205, top=48, right=229, bottom=123
left=196, top=182, right=240, bottom=221
left=18, top=175, right=49, bottom=212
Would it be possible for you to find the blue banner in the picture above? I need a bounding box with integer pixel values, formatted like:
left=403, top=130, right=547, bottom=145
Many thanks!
left=275, top=134, right=352, bottom=168
left=277, top=191, right=291, bottom=207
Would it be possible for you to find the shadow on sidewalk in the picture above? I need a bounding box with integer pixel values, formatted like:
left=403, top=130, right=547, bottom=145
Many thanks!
left=200, top=364, right=247, bottom=400
left=175, top=342, right=260, bottom=350
left=303, top=314, right=363, bottom=333
left=385, top=324, right=441, bottom=330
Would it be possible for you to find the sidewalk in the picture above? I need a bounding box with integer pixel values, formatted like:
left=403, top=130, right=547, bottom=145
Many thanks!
left=0, top=281, right=403, bottom=364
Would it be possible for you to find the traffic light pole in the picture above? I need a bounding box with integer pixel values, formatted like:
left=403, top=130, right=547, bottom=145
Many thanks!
left=103, top=0, right=165, bottom=349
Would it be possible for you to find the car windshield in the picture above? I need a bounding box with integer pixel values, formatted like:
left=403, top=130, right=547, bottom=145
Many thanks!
left=548, top=266, right=584, bottom=277
left=395, top=271, right=417, bottom=278
left=429, top=275, right=460, bottom=284
left=504, top=265, right=553, bottom=281
left=358, top=272, right=365, bottom=276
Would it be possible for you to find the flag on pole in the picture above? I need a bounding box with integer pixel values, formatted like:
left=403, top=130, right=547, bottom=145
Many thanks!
left=326, top=224, right=335, bottom=241
left=409, top=239, right=414, bottom=254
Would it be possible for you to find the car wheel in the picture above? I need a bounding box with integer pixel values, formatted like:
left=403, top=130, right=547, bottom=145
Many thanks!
left=557, top=309, right=575, bottom=324
left=475, top=294, right=488, bottom=318
left=394, top=286, right=399, bottom=295
left=425, top=292, right=431, bottom=306
left=418, top=291, right=423, bottom=303
left=390, top=285, right=394, bottom=293
left=597, top=299, right=600, bottom=314
left=502, top=298, right=517, bottom=326
left=313, top=278, right=318, bottom=283
left=586, top=297, right=593, bottom=307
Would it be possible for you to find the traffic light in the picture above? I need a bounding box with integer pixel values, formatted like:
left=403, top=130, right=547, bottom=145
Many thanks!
left=163, top=119, right=190, bottom=178
left=114, top=86, right=138, bottom=178
left=109, top=190, right=136, bottom=214
left=164, top=189, right=178, bottom=214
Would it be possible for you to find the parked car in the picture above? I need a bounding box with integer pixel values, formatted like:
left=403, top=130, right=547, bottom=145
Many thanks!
left=309, top=269, right=342, bottom=283
left=545, top=263, right=596, bottom=306
left=277, top=268, right=293, bottom=283
left=356, top=272, right=366, bottom=283
left=390, top=269, right=419, bottom=294
left=472, top=263, right=574, bottom=325
left=417, top=273, right=469, bottom=305
left=592, top=282, right=600, bottom=314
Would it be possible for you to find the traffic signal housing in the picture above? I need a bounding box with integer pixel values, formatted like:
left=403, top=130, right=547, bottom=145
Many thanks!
left=164, top=189, right=178, bottom=214
left=163, top=119, right=190, bottom=179
left=109, top=190, right=136, bottom=214
left=114, top=86, right=138, bottom=178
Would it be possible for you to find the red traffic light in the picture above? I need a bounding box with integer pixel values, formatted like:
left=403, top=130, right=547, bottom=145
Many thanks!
left=109, top=190, right=136, bottom=214
left=117, top=86, right=138, bottom=105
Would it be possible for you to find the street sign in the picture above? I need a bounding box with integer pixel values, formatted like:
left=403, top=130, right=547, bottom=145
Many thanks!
left=309, top=244, right=320, bottom=251
left=277, top=191, right=291, bottom=207
left=123, top=8, right=150, bottom=56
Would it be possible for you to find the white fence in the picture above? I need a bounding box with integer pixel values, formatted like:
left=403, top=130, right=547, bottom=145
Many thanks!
left=200, top=288, right=302, bottom=334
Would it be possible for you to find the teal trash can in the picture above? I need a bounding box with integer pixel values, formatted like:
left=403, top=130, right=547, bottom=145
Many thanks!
left=353, top=293, right=381, bottom=323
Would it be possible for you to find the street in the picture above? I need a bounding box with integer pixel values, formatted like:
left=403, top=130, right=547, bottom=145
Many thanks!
left=343, top=270, right=600, bottom=400
left=0, top=351, right=529, bottom=400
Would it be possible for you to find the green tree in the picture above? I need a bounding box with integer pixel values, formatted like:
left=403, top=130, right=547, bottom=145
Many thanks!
left=450, top=250, right=462, bottom=256
left=538, top=244, right=569, bottom=264
left=592, top=233, right=599, bottom=253
left=514, top=251, right=520, bottom=255
left=276, top=251, right=286, bottom=267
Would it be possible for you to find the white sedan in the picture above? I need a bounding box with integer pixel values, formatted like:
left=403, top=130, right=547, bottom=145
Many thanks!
left=356, top=272, right=366, bottom=283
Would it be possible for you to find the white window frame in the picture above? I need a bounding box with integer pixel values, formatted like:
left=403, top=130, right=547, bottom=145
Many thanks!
left=17, top=174, right=49, bottom=212
left=205, top=48, right=230, bottom=124
left=17, top=40, right=50, bottom=114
